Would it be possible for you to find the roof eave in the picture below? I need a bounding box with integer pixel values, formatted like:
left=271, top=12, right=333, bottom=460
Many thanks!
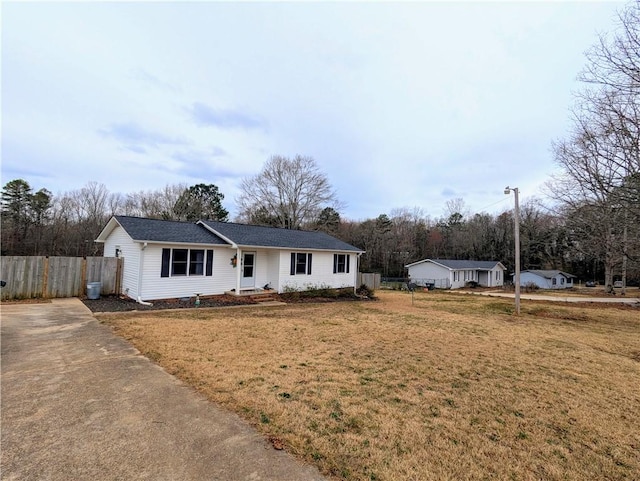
left=236, top=244, right=364, bottom=253
left=95, top=216, right=121, bottom=243
left=129, top=239, right=228, bottom=247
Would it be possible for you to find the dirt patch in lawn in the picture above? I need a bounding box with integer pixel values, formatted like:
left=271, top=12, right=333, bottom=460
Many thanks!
left=100, top=290, right=640, bottom=481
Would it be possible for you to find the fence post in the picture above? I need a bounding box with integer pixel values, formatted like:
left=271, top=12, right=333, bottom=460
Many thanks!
left=80, top=257, right=87, bottom=297
left=115, top=258, right=123, bottom=296
left=42, top=257, right=50, bottom=298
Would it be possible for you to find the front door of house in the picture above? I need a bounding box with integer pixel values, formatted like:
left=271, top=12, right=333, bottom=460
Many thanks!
left=241, top=252, right=256, bottom=288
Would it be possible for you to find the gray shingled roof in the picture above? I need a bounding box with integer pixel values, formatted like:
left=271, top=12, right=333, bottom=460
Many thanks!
left=200, top=220, right=363, bottom=252
left=407, top=259, right=504, bottom=270
left=108, top=216, right=362, bottom=252
left=114, top=216, right=228, bottom=245
left=521, top=269, right=576, bottom=279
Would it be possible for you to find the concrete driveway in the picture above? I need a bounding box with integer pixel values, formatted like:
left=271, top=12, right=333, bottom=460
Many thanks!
left=1, top=298, right=326, bottom=481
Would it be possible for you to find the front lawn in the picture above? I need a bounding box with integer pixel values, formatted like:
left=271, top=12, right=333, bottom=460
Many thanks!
left=99, top=290, right=640, bottom=481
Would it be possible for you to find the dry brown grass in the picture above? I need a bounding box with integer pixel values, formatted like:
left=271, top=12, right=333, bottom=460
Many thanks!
left=100, top=290, right=640, bottom=481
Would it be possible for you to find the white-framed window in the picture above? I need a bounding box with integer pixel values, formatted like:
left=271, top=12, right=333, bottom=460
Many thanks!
left=161, top=248, right=213, bottom=277
left=454, top=271, right=459, bottom=282
left=333, top=254, right=350, bottom=274
left=552, top=278, right=557, bottom=285
left=189, top=249, right=205, bottom=275
left=290, top=252, right=312, bottom=275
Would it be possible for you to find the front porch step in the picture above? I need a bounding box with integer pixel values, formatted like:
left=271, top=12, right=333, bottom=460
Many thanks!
left=225, top=289, right=281, bottom=302
left=250, top=293, right=279, bottom=303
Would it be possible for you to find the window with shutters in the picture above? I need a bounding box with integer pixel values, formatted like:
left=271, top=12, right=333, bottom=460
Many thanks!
left=290, top=252, right=312, bottom=275
left=161, top=248, right=213, bottom=277
left=333, top=254, right=350, bottom=273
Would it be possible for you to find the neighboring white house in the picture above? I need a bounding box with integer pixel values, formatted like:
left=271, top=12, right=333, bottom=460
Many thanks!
left=405, top=259, right=506, bottom=289
left=518, top=270, right=576, bottom=289
left=96, top=216, right=364, bottom=302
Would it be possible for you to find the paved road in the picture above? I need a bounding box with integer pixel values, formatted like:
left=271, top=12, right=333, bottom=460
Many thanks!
left=1, top=298, right=326, bottom=481
left=459, top=291, right=640, bottom=304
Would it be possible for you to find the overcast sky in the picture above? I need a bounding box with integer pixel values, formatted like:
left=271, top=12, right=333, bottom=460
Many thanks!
left=2, top=1, right=626, bottom=221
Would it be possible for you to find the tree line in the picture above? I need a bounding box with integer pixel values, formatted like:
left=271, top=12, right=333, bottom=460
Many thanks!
left=2, top=175, right=635, bottom=284
left=0, top=180, right=228, bottom=257
left=2, top=1, right=638, bottom=285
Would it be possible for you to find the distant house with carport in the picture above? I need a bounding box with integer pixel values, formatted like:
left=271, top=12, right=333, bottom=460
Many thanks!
left=518, top=270, right=576, bottom=289
left=405, top=258, right=506, bottom=289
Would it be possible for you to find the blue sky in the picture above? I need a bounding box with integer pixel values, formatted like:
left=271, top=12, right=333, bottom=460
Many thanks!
left=2, top=1, right=625, bottom=221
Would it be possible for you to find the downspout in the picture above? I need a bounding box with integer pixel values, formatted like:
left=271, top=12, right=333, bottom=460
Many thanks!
left=137, top=242, right=153, bottom=306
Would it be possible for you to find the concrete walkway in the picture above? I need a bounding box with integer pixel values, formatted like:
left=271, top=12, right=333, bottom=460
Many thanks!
left=1, top=298, right=326, bottom=481
left=457, top=290, right=640, bottom=305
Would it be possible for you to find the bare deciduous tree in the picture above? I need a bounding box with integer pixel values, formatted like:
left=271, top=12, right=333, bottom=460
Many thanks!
left=236, top=155, right=340, bottom=229
left=547, top=0, right=640, bottom=288
left=122, top=184, right=188, bottom=219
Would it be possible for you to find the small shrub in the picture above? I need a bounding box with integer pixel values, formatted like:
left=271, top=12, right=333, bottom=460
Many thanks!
left=356, top=283, right=375, bottom=298
left=523, top=282, right=539, bottom=292
left=465, top=281, right=479, bottom=288
left=280, top=284, right=359, bottom=301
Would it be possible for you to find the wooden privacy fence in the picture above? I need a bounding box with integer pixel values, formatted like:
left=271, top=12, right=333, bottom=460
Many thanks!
left=0, top=256, right=123, bottom=300
left=357, top=272, right=381, bottom=290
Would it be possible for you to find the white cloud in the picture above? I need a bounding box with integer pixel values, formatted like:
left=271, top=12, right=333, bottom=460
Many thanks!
left=1, top=1, right=625, bottom=219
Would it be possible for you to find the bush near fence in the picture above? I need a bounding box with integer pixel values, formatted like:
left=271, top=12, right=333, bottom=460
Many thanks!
left=0, top=256, right=123, bottom=300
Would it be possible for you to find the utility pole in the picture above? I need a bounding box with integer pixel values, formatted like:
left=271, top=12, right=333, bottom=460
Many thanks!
left=505, top=186, right=521, bottom=315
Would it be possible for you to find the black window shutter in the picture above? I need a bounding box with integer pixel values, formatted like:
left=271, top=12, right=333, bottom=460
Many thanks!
left=307, top=253, right=313, bottom=275
left=206, top=250, right=213, bottom=276
left=290, top=253, right=296, bottom=275
left=346, top=255, right=350, bottom=273
left=333, top=254, right=337, bottom=274
left=161, top=248, right=171, bottom=277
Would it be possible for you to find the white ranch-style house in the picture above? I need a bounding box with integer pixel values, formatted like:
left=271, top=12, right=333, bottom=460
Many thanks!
left=96, top=216, right=364, bottom=302
left=518, top=270, right=576, bottom=289
left=405, top=259, right=506, bottom=289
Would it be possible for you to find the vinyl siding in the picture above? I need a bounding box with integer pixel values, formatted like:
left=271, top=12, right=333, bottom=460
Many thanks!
left=251, top=250, right=280, bottom=291
left=102, top=225, right=141, bottom=299
left=520, top=272, right=572, bottom=289
left=407, top=263, right=451, bottom=285
left=265, top=251, right=280, bottom=291
left=139, top=244, right=237, bottom=301
left=408, top=262, right=505, bottom=289
left=491, top=268, right=505, bottom=287
left=278, top=251, right=357, bottom=292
